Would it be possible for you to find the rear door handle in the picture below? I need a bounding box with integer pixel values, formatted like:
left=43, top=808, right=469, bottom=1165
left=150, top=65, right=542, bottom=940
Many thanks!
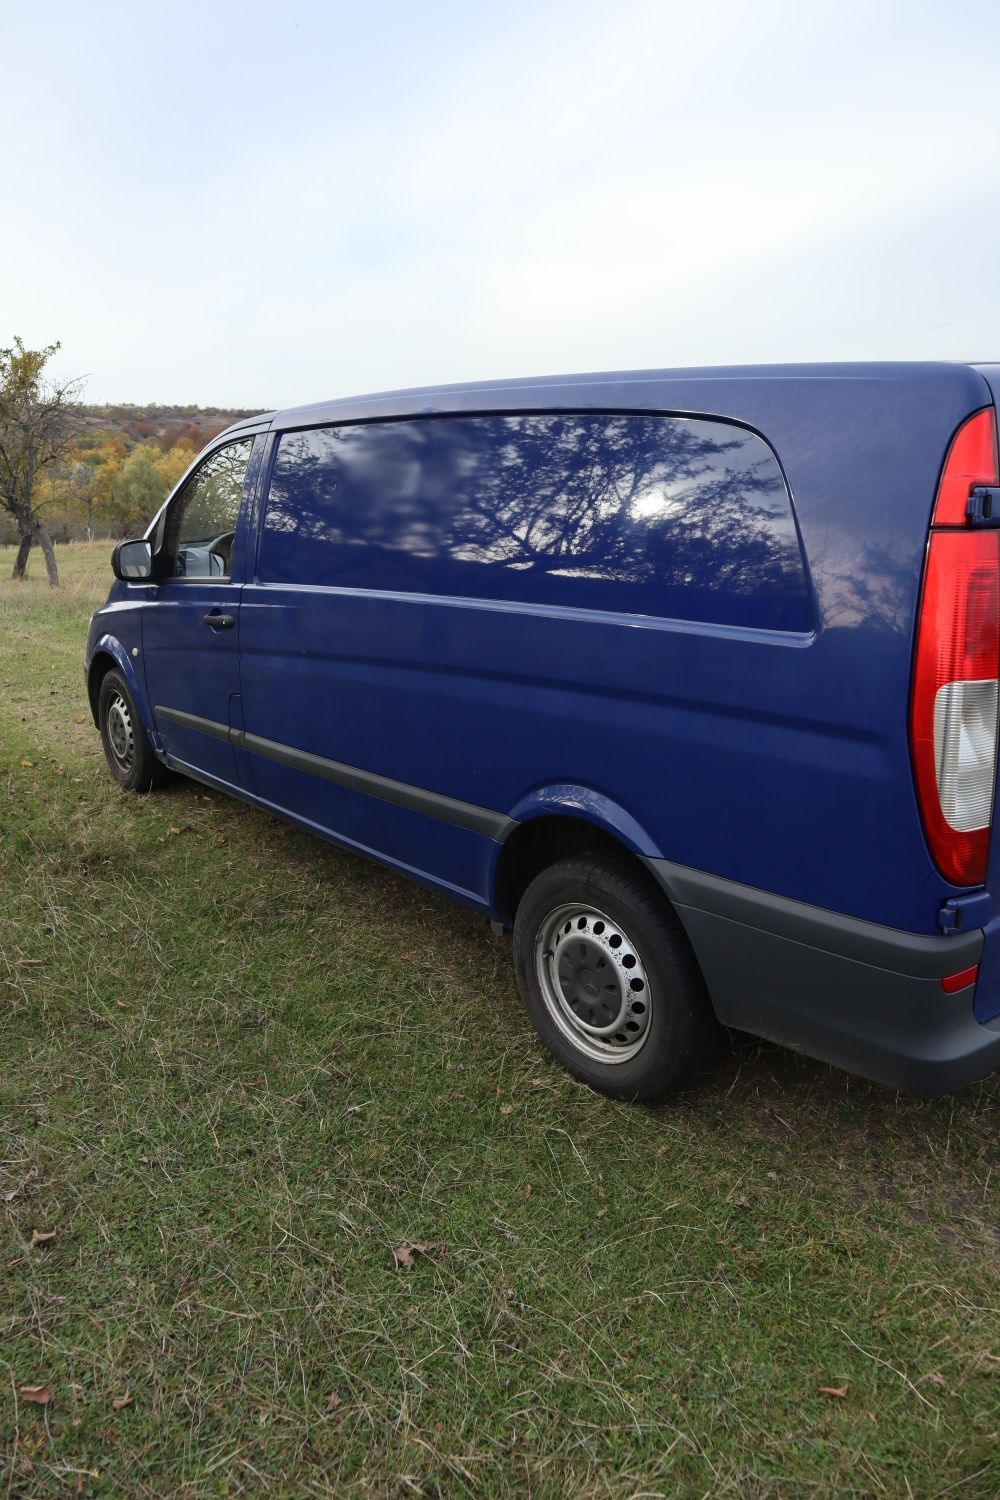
left=203, top=611, right=235, bottom=629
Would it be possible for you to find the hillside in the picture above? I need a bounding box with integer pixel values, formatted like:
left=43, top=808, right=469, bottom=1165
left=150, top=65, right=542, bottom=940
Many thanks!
left=0, top=403, right=273, bottom=548
left=78, top=402, right=269, bottom=453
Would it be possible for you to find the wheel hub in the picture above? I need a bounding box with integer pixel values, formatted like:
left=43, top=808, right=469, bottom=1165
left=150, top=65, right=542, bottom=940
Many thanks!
left=106, top=692, right=134, bottom=770
left=536, top=905, right=652, bottom=1063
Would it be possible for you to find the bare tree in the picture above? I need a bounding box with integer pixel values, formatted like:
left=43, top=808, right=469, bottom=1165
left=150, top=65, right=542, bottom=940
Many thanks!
left=0, top=338, right=83, bottom=587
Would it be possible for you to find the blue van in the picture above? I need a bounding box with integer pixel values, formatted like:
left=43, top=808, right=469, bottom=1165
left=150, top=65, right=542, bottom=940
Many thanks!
left=85, top=364, right=1000, bottom=1099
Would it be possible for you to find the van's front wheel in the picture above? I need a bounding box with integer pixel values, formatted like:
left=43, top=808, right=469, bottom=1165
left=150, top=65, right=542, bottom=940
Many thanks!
left=512, top=856, right=718, bottom=1100
left=98, top=669, right=168, bottom=793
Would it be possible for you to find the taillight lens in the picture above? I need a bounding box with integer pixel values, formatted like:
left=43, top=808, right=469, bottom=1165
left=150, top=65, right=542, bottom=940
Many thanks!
left=911, top=409, right=1000, bottom=885
left=932, top=409, right=999, bottom=525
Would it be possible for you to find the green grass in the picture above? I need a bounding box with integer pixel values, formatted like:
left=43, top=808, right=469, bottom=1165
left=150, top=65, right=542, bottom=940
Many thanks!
left=1, top=541, right=998, bottom=1498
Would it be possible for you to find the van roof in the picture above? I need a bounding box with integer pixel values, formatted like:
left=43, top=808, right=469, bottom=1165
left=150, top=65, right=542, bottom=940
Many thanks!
left=218, top=361, right=998, bottom=438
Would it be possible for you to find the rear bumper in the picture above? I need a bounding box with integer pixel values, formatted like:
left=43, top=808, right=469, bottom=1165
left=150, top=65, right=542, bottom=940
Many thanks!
left=646, top=860, right=1000, bottom=1094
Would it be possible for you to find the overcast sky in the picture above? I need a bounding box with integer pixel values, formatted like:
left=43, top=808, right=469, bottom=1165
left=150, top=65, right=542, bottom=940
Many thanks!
left=3, top=0, right=999, bottom=408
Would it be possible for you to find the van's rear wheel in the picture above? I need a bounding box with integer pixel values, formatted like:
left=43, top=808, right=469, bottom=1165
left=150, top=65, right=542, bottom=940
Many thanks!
left=513, top=855, right=719, bottom=1100
left=98, top=669, right=168, bottom=793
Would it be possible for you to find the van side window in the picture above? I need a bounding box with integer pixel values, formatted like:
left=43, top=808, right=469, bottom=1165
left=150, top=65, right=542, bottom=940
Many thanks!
left=258, top=415, right=810, bottom=630
left=164, top=437, right=254, bottom=579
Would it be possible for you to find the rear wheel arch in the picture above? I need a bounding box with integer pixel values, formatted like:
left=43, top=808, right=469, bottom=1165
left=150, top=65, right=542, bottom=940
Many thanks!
left=493, top=814, right=666, bottom=926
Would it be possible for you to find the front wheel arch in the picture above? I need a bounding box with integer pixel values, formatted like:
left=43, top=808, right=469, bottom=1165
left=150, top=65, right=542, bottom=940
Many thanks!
left=87, top=642, right=158, bottom=750
left=87, top=650, right=119, bottom=726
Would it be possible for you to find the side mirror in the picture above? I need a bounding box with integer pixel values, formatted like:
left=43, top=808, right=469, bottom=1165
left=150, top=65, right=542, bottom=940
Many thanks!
left=112, top=538, right=153, bottom=582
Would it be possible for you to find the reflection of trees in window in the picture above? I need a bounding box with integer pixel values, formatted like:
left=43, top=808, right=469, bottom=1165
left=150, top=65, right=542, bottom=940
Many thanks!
left=167, top=438, right=253, bottom=566
left=262, top=416, right=812, bottom=630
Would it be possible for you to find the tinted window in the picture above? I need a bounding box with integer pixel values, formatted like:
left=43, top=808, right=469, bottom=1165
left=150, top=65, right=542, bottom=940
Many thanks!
left=165, top=437, right=254, bottom=579
left=259, top=415, right=810, bottom=629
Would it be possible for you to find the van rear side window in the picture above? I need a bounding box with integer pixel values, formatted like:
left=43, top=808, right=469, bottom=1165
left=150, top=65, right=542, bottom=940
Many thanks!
left=258, top=414, right=810, bottom=630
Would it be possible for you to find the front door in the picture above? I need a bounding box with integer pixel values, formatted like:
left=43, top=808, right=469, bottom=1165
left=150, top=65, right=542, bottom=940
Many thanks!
left=142, top=435, right=257, bottom=788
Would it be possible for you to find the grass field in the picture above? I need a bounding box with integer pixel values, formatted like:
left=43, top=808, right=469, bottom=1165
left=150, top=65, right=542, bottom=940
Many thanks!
left=1, top=542, right=998, bottom=1498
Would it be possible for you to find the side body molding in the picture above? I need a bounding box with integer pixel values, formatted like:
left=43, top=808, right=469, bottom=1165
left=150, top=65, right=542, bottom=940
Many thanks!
left=154, top=707, right=517, bottom=840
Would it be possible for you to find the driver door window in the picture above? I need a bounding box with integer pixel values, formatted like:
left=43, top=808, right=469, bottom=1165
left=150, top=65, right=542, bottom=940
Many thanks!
left=164, top=438, right=254, bottom=579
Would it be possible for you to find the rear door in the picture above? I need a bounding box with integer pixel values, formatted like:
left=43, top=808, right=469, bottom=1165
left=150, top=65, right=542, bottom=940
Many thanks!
left=142, top=435, right=260, bottom=788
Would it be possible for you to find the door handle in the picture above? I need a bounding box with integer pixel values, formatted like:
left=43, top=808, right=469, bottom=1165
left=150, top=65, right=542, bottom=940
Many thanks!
left=203, top=611, right=235, bottom=629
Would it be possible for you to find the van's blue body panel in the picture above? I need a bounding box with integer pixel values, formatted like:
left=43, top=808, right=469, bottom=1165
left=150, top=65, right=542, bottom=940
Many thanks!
left=85, top=363, right=1000, bottom=1090
left=237, top=362, right=993, bottom=931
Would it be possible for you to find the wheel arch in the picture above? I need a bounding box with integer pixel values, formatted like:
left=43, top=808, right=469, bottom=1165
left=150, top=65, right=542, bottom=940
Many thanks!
left=492, top=814, right=661, bottom=926
left=86, top=637, right=159, bottom=747
left=87, top=649, right=118, bottom=725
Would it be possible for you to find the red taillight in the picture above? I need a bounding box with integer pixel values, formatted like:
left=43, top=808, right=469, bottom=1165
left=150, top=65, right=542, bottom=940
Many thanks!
left=911, top=408, right=1000, bottom=885
left=932, top=409, right=999, bottom=525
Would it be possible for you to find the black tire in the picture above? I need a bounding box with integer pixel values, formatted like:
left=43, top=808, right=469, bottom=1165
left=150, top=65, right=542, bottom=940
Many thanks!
left=512, top=855, right=719, bottom=1100
left=98, top=669, right=168, bottom=793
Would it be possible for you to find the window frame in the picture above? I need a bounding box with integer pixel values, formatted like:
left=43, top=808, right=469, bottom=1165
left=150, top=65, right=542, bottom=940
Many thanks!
left=252, top=409, right=812, bottom=634
left=153, top=434, right=258, bottom=586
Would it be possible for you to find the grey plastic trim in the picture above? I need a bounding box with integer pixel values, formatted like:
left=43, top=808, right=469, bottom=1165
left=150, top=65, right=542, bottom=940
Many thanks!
left=645, top=858, right=983, bottom=978
left=155, top=705, right=233, bottom=745
left=642, top=858, right=1000, bottom=1093
left=241, top=731, right=513, bottom=838
left=154, top=706, right=514, bottom=840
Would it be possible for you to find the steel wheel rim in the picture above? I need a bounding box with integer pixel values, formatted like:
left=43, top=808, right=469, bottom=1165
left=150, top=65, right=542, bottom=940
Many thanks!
left=535, top=903, right=652, bottom=1064
left=106, top=691, right=135, bottom=772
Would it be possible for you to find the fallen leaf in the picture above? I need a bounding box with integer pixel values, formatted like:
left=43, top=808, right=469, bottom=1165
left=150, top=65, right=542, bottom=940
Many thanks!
left=818, top=1384, right=848, bottom=1399
left=731, top=1195, right=752, bottom=1209
left=926, top=1371, right=947, bottom=1388
left=595, top=1207, right=607, bottom=1219
left=73, top=715, right=85, bottom=725
left=3, top=1170, right=36, bottom=1204
left=766, top=1171, right=778, bottom=1181
left=525, top=1182, right=532, bottom=1198
left=500, top=1103, right=515, bottom=1116
left=30, top=1229, right=56, bottom=1249
left=19, top=759, right=33, bottom=768
left=111, top=1391, right=133, bottom=1410
left=168, top=826, right=181, bottom=836
left=326, top=1391, right=341, bottom=1411
left=390, top=1241, right=444, bottom=1270
left=20, top=1385, right=50, bottom=1405
left=5, top=1257, right=23, bottom=1271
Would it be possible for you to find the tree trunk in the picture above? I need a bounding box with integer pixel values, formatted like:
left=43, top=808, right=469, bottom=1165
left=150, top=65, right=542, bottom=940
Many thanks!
left=8, top=516, right=60, bottom=586
left=10, top=524, right=32, bottom=580
left=35, top=522, right=60, bottom=587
